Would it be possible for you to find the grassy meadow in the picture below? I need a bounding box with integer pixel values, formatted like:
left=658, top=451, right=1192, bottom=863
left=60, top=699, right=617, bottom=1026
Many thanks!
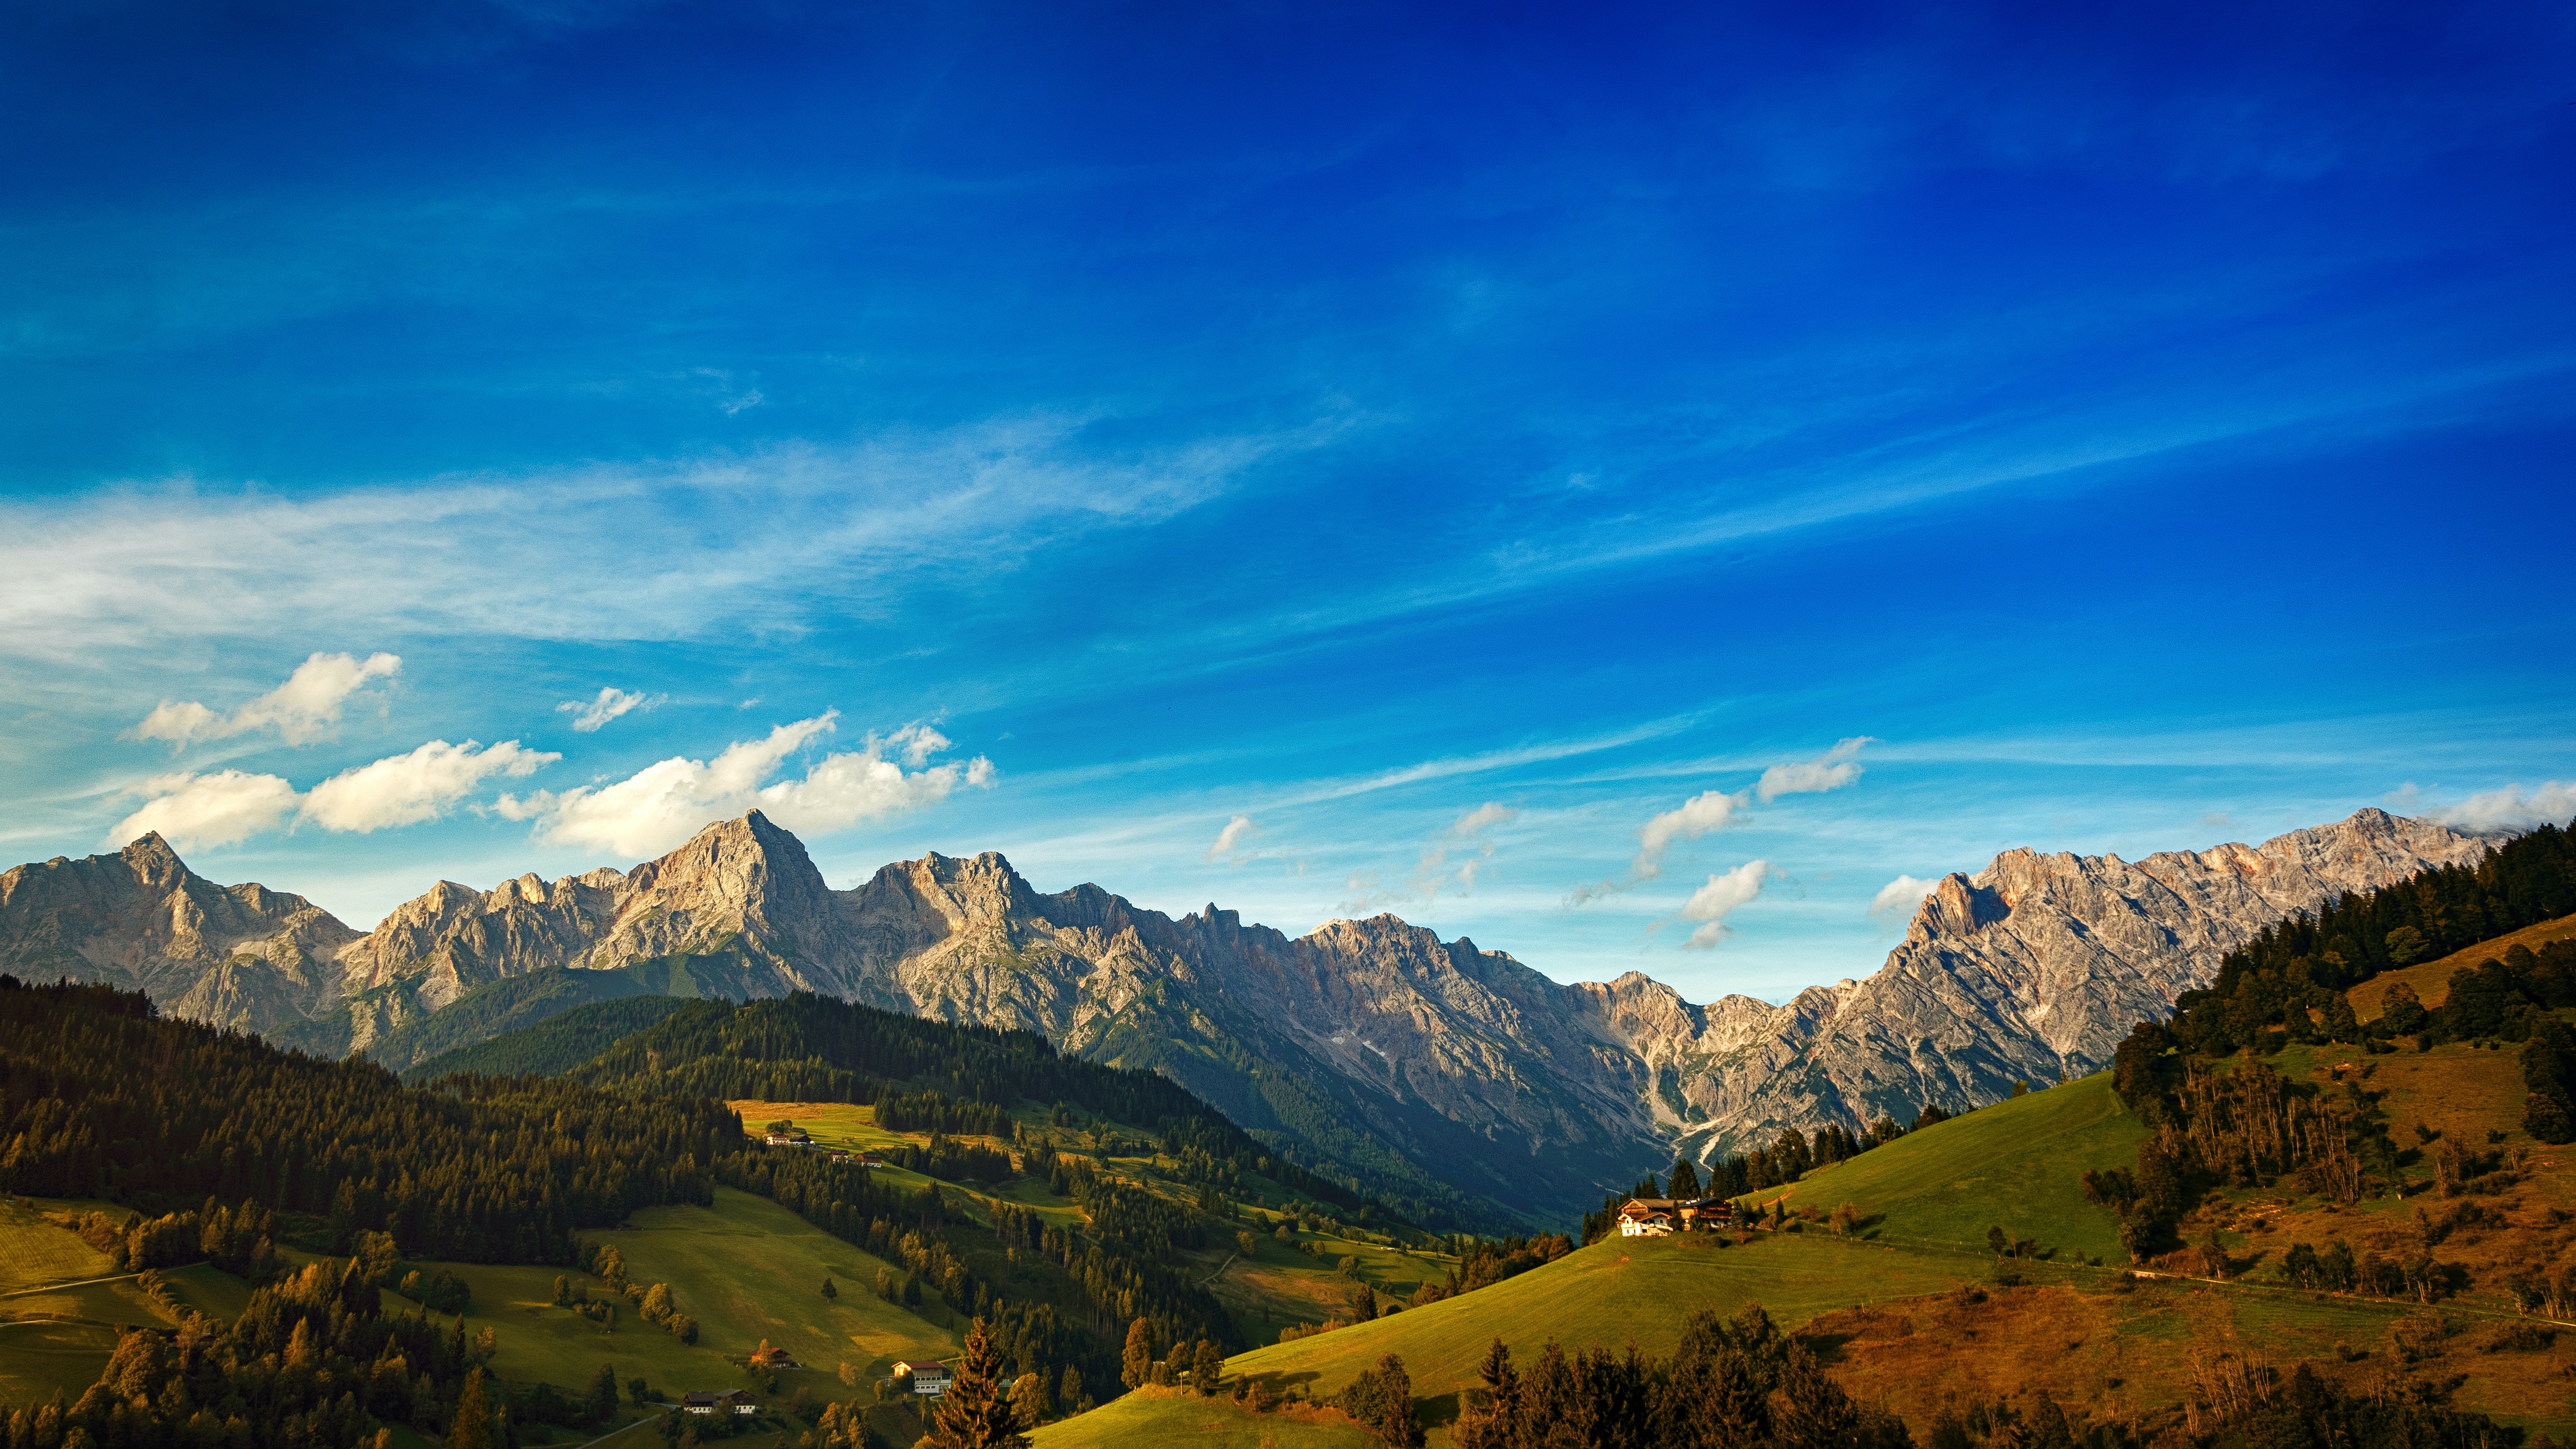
left=2349, top=911, right=2576, bottom=1019
left=0, top=1197, right=174, bottom=1408
left=1760, top=1071, right=2146, bottom=1263
left=1224, top=1232, right=1965, bottom=1410
left=1032, top=1386, right=1377, bottom=1449
left=383, top=1184, right=958, bottom=1407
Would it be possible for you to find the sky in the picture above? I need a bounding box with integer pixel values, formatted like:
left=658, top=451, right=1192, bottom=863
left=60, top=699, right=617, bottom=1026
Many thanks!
left=2, top=0, right=2572, bottom=1003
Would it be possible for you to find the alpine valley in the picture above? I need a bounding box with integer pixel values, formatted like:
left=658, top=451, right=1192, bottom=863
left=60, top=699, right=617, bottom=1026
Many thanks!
left=0, top=807, right=2490, bottom=1230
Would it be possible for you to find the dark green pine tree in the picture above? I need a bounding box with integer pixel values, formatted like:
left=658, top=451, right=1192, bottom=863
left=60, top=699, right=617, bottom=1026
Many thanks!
left=1667, top=1157, right=1702, bottom=1199
left=930, top=1316, right=1029, bottom=1449
left=584, top=1363, right=620, bottom=1426
left=821, top=1274, right=839, bottom=1300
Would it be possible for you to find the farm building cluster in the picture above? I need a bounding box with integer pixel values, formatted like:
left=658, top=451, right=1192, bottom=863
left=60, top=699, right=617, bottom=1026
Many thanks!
left=755, top=1128, right=883, bottom=1168
left=1613, top=1197, right=1735, bottom=1236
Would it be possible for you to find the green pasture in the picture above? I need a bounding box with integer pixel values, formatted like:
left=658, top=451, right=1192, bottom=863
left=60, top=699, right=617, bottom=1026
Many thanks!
left=613, top=1185, right=958, bottom=1382
left=1764, top=1072, right=2144, bottom=1263
left=0, top=1319, right=125, bottom=1407
left=2349, top=911, right=2576, bottom=1019
left=1032, top=1387, right=1375, bottom=1449
left=1224, top=1232, right=1962, bottom=1407
left=0, top=1198, right=121, bottom=1293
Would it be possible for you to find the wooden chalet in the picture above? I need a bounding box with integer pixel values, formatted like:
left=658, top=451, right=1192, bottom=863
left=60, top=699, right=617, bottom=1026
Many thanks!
left=681, top=1390, right=757, bottom=1416
left=1615, top=1197, right=1734, bottom=1236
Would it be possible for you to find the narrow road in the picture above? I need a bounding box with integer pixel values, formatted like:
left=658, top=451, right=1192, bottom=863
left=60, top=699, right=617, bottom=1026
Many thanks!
left=0, top=1272, right=139, bottom=1299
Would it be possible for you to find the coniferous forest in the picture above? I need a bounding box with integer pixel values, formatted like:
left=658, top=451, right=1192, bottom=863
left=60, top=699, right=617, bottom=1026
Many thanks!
left=0, top=977, right=729, bottom=1262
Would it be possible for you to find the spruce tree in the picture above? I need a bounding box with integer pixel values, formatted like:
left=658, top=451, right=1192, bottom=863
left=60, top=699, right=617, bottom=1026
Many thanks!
left=1120, top=1318, right=1153, bottom=1390
left=930, top=1317, right=1028, bottom=1449
left=449, top=1368, right=495, bottom=1449
left=584, top=1363, right=619, bottom=1425
left=1191, top=1340, right=1223, bottom=1397
left=1667, top=1157, right=1702, bottom=1199
left=822, top=1274, right=839, bottom=1300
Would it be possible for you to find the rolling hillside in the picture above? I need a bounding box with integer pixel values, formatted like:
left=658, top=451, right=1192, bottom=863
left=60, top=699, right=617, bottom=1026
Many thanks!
left=2348, top=910, right=2576, bottom=1020
left=1757, top=1071, right=2145, bottom=1263
left=401, top=993, right=693, bottom=1082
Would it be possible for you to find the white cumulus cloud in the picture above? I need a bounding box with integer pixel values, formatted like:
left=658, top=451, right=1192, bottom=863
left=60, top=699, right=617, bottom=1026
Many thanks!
left=1868, top=874, right=1940, bottom=921
left=1448, top=802, right=1520, bottom=837
left=558, top=686, right=660, bottom=733
left=132, top=651, right=401, bottom=748
left=1679, top=860, right=1772, bottom=949
left=303, top=739, right=559, bottom=833
left=498, top=712, right=993, bottom=858
left=1754, top=737, right=1873, bottom=802
left=2426, top=780, right=2576, bottom=834
left=1634, top=787, right=1746, bottom=880
left=1205, top=814, right=1260, bottom=862
left=108, top=770, right=301, bottom=852
left=108, top=735, right=559, bottom=849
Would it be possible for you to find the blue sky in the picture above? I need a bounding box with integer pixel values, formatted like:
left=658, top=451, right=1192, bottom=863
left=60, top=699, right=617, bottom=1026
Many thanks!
left=3, top=0, right=2571, bottom=1002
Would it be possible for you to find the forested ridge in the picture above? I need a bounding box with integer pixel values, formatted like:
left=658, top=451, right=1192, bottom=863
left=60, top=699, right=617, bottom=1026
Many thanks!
left=570, top=993, right=1377, bottom=1213
left=2094, top=818, right=2576, bottom=1272
left=0, top=976, right=730, bottom=1263
left=2152, top=822, right=2576, bottom=1057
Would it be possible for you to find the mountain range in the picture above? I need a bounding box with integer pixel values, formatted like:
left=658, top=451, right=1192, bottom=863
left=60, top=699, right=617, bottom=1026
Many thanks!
left=0, top=806, right=2489, bottom=1228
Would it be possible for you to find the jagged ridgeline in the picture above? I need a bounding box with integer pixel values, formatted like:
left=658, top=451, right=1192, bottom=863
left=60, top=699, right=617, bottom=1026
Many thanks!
left=565, top=991, right=1382, bottom=1216
left=0, top=975, right=733, bottom=1261
left=2145, top=821, right=2576, bottom=1056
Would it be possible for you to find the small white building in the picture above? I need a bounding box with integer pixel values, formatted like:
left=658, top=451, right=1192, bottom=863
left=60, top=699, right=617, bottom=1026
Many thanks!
left=894, top=1360, right=950, bottom=1396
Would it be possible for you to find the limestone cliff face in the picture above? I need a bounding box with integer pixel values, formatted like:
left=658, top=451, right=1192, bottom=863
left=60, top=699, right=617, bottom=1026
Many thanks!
left=0, top=805, right=2494, bottom=1225
left=0, top=835, right=363, bottom=1025
left=1635, top=808, right=2494, bottom=1160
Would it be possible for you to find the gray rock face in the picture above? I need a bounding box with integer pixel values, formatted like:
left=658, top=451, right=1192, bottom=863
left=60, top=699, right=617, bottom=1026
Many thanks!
left=0, top=806, right=2489, bottom=1226
left=1635, top=808, right=2494, bottom=1162
left=0, top=835, right=363, bottom=1024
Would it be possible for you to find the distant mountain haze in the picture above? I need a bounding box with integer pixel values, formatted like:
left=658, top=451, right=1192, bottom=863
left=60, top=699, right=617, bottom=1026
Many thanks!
left=0, top=807, right=2489, bottom=1227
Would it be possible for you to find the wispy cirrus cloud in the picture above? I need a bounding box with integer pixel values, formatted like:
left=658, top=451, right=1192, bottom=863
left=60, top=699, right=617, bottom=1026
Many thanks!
left=1334, top=800, right=1522, bottom=914
left=1205, top=813, right=1260, bottom=862
left=0, top=414, right=1333, bottom=668
left=558, top=686, right=662, bottom=733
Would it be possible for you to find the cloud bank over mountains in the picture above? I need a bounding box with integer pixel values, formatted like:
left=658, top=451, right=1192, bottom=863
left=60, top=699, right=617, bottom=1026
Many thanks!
left=2426, top=781, right=2576, bottom=835
left=101, top=656, right=989, bottom=861
left=496, top=713, right=993, bottom=858
left=112, top=739, right=555, bottom=851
